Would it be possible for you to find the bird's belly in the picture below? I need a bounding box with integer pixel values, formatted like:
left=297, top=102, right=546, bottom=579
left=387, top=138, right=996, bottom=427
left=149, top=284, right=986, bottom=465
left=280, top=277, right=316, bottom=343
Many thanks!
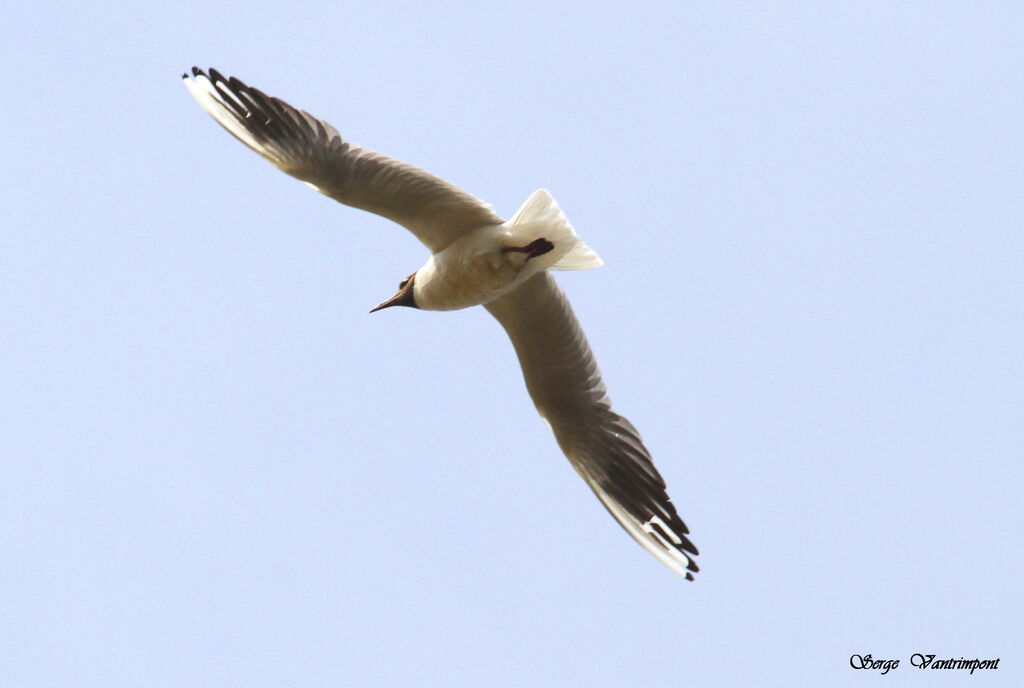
left=419, top=250, right=524, bottom=311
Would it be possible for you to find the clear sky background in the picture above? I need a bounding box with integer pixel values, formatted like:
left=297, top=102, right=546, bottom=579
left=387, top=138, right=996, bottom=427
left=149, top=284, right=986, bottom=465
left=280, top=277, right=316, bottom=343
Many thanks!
left=2, top=2, right=1021, bottom=686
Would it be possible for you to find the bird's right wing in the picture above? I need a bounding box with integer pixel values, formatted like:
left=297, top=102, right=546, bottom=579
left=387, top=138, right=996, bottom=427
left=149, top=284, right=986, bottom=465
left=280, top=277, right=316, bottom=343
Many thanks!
left=485, top=273, right=699, bottom=578
left=183, top=68, right=503, bottom=253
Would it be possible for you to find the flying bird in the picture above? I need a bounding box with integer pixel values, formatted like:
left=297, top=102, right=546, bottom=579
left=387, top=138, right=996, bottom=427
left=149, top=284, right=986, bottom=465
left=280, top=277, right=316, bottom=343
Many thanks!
left=183, top=67, right=699, bottom=578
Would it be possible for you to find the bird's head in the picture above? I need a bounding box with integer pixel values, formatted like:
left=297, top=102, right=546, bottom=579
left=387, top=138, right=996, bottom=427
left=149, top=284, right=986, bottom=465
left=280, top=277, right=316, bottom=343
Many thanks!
left=370, top=272, right=419, bottom=313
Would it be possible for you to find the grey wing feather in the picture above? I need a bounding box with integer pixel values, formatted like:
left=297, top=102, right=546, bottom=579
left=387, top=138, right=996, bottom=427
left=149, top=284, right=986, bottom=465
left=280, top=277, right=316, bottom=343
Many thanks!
left=183, top=68, right=502, bottom=253
left=485, top=273, right=699, bottom=578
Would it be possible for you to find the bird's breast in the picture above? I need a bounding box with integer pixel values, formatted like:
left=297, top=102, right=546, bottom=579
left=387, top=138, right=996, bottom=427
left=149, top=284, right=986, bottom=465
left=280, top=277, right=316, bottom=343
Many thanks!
left=414, top=227, right=529, bottom=311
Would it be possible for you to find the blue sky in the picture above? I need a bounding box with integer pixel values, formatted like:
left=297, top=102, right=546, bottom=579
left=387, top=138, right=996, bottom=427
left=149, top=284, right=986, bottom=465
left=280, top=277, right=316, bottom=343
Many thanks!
left=3, top=2, right=1021, bottom=686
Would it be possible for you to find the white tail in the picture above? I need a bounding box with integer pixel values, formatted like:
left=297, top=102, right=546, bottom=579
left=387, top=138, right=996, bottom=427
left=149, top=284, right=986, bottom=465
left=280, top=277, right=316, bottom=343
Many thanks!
left=509, top=189, right=603, bottom=271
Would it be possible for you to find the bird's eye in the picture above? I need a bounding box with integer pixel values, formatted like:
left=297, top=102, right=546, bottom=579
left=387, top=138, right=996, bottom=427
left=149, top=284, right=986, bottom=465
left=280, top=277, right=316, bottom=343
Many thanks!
left=398, top=279, right=408, bottom=290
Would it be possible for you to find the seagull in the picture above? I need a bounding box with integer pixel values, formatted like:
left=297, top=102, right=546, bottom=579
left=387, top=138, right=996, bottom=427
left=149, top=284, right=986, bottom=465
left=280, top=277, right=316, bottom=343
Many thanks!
left=183, top=67, right=699, bottom=579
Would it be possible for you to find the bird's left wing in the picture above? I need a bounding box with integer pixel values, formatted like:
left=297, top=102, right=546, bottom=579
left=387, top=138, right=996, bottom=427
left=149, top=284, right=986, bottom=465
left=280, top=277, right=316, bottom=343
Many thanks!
left=183, top=68, right=502, bottom=253
left=485, top=273, right=699, bottom=578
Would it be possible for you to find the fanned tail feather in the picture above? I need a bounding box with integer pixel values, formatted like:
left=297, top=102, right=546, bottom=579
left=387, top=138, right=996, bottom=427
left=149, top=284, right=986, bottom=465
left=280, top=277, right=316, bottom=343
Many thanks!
left=510, top=189, right=603, bottom=271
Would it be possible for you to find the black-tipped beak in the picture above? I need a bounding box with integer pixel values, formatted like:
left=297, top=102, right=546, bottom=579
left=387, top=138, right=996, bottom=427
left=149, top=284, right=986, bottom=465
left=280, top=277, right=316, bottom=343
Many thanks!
left=369, top=275, right=418, bottom=313
left=370, top=292, right=406, bottom=313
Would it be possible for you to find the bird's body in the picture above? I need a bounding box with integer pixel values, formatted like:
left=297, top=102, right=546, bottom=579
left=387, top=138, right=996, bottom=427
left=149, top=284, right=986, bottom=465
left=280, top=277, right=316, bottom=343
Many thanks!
left=415, top=230, right=527, bottom=311
left=183, top=67, right=699, bottom=578
left=413, top=190, right=598, bottom=311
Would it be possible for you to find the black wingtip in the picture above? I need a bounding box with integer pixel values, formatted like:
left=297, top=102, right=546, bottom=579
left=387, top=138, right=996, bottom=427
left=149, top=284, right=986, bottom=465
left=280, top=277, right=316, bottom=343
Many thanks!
left=191, top=66, right=204, bottom=77
left=685, top=572, right=694, bottom=581
left=209, top=67, right=227, bottom=84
